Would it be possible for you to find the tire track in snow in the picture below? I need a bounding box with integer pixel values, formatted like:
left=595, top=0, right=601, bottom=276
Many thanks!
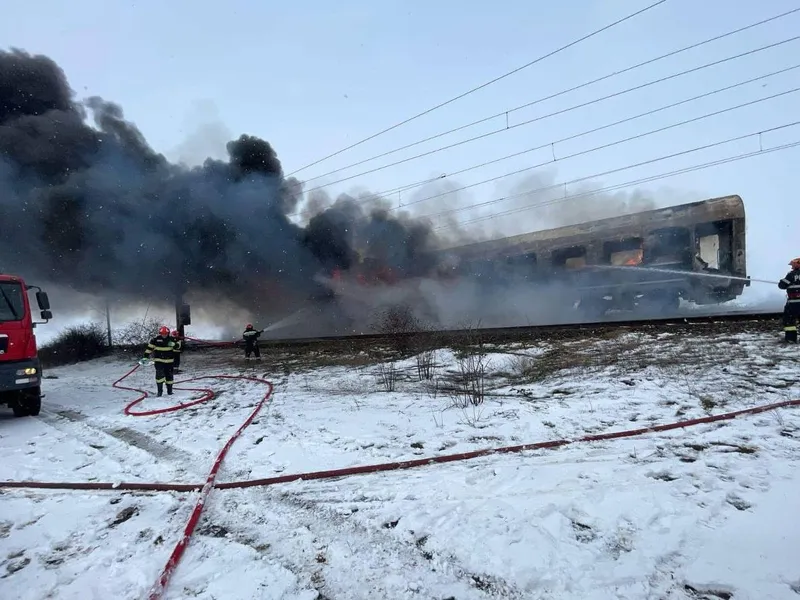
left=37, top=408, right=197, bottom=482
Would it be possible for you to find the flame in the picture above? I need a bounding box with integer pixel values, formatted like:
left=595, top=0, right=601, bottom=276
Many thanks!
left=613, top=248, right=643, bottom=266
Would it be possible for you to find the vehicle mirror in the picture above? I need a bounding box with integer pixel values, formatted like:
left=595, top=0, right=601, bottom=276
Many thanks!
left=36, top=291, right=50, bottom=310
left=40, top=310, right=53, bottom=321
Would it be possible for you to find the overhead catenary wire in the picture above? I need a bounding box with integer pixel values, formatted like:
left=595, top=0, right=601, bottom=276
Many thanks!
left=425, top=127, right=800, bottom=231
left=294, top=7, right=800, bottom=186
left=445, top=141, right=800, bottom=231
left=286, top=0, right=670, bottom=176
left=429, top=122, right=800, bottom=224
left=383, top=85, right=800, bottom=214
left=291, top=34, right=800, bottom=201
left=323, top=68, right=799, bottom=215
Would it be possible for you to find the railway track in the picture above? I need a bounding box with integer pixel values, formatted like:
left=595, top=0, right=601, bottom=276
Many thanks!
left=187, top=310, right=784, bottom=351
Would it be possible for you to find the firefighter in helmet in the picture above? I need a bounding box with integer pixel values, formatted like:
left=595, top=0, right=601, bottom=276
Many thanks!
left=171, top=329, right=183, bottom=372
left=140, top=326, right=176, bottom=396
left=779, top=258, right=800, bottom=343
left=243, top=323, right=263, bottom=359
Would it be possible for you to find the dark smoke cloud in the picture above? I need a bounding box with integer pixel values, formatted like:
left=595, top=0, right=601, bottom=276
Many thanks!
left=0, top=48, right=442, bottom=319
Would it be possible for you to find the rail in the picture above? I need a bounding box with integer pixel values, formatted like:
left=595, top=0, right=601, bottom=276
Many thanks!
left=186, top=310, right=783, bottom=350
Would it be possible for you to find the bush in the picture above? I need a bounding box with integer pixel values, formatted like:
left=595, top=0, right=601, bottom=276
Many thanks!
left=39, top=323, right=110, bottom=367
left=113, top=316, right=167, bottom=347
left=371, top=303, right=431, bottom=354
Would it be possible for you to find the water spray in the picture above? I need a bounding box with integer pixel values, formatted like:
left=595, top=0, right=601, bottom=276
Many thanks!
left=591, top=264, right=778, bottom=285
left=262, top=308, right=309, bottom=333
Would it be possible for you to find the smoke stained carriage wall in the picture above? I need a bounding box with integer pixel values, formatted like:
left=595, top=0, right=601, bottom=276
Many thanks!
left=419, top=195, right=748, bottom=319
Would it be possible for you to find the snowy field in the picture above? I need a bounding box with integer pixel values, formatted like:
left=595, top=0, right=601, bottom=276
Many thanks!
left=1, top=327, right=799, bottom=599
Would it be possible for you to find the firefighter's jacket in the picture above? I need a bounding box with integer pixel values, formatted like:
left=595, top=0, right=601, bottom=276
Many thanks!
left=243, top=329, right=262, bottom=346
left=779, top=269, right=800, bottom=304
left=144, top=335, right=176, bottom=363
left=173, top=339, right=183, bottom=354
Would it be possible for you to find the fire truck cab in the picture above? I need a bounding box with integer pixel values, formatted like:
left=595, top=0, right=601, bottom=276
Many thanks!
left=0, top=274, right=52, bottom=417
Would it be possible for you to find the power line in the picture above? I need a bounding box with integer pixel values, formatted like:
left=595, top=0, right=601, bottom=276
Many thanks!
left=301, top=63, right=798, bottom=213
left=299, top=7, right=800, bottom=184
left=415, top=121, right=800, bottom=228
left=286, top=0, right=670, bottom=176
left=392, top=84, right=800, bottom=214
left=443, top=139, right=800, bottom=232
left=296, top=35, right=800, bottom=198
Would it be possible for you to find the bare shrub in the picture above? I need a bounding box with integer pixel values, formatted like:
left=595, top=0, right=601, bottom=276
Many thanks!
left=449, top=352, right=490, bottom=410
left=451, top=319, right=487, bottom=357
left=416, top=349, right=437, bottom=381
left=113, top=316, right=168, bottom=347
left=376, top=361, right=399, bottom=392
left=371, top=303, right=424, bottom=354
left=372, top=303, right=421, bottom=335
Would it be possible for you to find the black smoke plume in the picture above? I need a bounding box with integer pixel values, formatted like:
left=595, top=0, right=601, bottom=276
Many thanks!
left=0, top=48, right=441, bottom=323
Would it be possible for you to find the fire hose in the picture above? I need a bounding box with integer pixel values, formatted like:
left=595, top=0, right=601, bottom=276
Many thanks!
left=1, top=355, right=798, bottom=598
left=116, top=363, right=274, bottom=600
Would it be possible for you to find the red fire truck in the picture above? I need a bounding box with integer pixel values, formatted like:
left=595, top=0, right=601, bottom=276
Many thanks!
left=0, top=274, right=52, bottom=417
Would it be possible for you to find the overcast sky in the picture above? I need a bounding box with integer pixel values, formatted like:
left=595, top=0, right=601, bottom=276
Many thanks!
left=2, top=0, right=797, bottom=337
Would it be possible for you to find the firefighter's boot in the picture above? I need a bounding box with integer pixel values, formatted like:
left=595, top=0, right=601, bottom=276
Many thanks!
left=167, top=384, right=174, bottom=396
left=785, top=328, right=798, bottom=343
left=157, top=382, right=164, bottom=397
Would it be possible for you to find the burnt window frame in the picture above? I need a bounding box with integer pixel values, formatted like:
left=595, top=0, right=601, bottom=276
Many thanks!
left=602, top=237, right=644, bottom=266
left=642, top=226, right=693, bottom=266
left=551, top=245, right=588, bottom=270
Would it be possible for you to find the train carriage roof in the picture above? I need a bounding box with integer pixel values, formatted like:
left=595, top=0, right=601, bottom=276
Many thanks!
left=439, top=194, right=744, bottom=259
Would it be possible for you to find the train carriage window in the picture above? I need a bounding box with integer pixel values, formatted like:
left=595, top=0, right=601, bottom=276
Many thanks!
left=504, top=252, right=538, bottom=268
left=552, top=246, right=587, bottom=270
left=461, top=258, right=496, bottom=280
left=603, top=238, right=644, bottom=266
left=695, top=221, right=733, bottom=271
left=501, top=252, right=538, bottom=281
left=643, top=227, right=692, bottom=266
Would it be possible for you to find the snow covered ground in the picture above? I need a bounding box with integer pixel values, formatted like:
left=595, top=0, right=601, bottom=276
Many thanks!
left=1, top=328, right=799, bottom=599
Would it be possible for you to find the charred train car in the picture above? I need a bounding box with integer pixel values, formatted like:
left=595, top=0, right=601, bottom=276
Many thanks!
left=436, top=195, right=749, bottom=317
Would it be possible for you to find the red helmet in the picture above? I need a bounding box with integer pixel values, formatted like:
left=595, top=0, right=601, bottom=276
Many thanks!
left=790, top=258, right=800, bottom=269
left=159, top=326, right=170, bottom=336
left=245, top=323, right=253, bottom=330
left=171, top=329, right=180, bottom=337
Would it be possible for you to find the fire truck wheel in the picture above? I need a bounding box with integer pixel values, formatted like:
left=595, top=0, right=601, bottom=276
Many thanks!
left=11, top=388, right=41, bottom=417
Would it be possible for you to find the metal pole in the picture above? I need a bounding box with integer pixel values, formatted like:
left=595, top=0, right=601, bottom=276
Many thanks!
left=175, top=294, right=185, bottom=337
left=105, top=298, right=112, bottom=348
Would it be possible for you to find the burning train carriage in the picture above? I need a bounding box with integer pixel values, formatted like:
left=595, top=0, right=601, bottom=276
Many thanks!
left=431, top=195, right=748, bottom=316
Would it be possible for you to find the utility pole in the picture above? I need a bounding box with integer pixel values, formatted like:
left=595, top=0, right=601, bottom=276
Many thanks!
left=175, top=292, right=190, bottom=338
left=175, top=294, right=184, bottom=337
left=105, top=298, right=112, bottom=348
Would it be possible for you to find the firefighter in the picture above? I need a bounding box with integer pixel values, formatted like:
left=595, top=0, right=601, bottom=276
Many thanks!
left=140, top=326, right=176, bottom=396
left=171, top=329, right=183, bottom=373
left=243, top=323, right=263, bottom=359
left=778, top=258, right=800, bottom=343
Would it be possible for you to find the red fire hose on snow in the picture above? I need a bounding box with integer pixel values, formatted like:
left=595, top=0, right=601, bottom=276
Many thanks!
left=112, top=362, right=274, bottom=600
left=1, top=350, right=798, bottom=599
